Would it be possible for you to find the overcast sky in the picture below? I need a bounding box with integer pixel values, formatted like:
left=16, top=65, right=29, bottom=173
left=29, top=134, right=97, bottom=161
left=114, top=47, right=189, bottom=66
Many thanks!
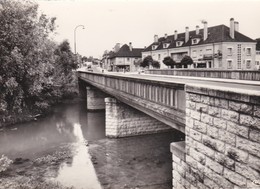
left=37, top=0, right=260, bottom=58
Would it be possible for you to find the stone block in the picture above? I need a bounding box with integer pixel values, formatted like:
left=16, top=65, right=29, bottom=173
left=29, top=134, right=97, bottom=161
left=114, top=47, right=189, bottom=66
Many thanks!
left=215, top=98, right=228, bottom=109
left=207, top=125, right=219, bottom=139
left=204, top=177, right=220, bottom=189
left=226, top=121, right=249, bottom=139
left=189, top=93, right=201, bottom=102
left=201, top=96, right=210, bottom=105
left=223, top=168, right=247, bottom=187
left=189, top=147, right=205, bottom=165
left=215, top=151, right=235, bottom=171
left=208, top=106, right=221, bottom=117
left=201, top=113, right=213, bottom=125
left=236, top=136, right=260, bottom=157
left=229, top=101, right=253, bottom=114
left=195, top=141, right=215, bottom=158
left=186, top=117, right=194, bottom=128
left=254, top=105, right=260, bottom=118
left=187, top=101, right=196, bottom=110
left=240, top=114, right=260, bottom=130
left=205, top=157, right=223, bottom=174
left=248, top=154, right=260, bottom=173
left=218, top=130, right=236, bottom=146
left=221, top=109, right=239, bottom=123
left=235, top=162, right=260, bottom=181
left=213, top=117, right=226, bottom=129
left=189, top=129, right=202, bottom=142
left=225, top=145, right=249, bottom=163
left=249, top=128, right=260, bottom=143
left=202, top=135, right=225, bottom=153
left=193, top=120, right=207, bottom=134
left=190, top=110, right=201, bottom=121
left=186, top=155, right=198, bottom=169
left=196, top=103, right=208, bottom=113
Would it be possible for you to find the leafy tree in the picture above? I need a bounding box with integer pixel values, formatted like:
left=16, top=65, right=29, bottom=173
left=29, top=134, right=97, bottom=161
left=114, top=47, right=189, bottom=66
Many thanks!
left=0, top=0, right=77, bottom=124
left=181, top=55, right=193, bottom=65
left=163, top=56, right=176, bottom=68
left=151, top=60, right=160, bottom=68
left=140, top=56, right=153, bottom=68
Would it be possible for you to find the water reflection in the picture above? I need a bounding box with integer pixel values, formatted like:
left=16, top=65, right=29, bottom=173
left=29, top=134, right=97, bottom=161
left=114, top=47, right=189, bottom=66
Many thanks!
left=0, top=100, right=104, bottom=189
left=54, top=123, right=101, bottom=189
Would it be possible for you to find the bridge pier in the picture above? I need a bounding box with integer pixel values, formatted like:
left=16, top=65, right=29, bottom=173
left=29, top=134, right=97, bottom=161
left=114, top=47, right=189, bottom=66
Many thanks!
left=86, top=86, right=107, bottom=110
left=105, top=97, right=172, bottom=138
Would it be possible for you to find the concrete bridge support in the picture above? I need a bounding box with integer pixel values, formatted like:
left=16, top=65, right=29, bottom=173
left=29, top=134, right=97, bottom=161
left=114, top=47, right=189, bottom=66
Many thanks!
left=105, top=97, right=172, bottom=138
left=171, top=85, right=260, bottom=189
left=86, top=86, right=107, bottom=110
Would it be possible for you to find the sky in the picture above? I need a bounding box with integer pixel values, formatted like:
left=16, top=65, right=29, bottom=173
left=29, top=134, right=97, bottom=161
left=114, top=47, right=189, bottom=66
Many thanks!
left=37, top=0, right=260, bottom=58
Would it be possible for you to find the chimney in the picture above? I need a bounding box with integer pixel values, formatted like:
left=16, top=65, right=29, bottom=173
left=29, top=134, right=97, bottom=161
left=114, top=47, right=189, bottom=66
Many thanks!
left=154, top=34, right=158, bottom=43
left=174, top=30, right=178, bottom=40
left=235, top=21, right=239, bottom=32
left=165, top=33, right=168, bottom=39
left=203, top=21, right=208, bottom=41
left=185, top=27, right=189, bottom=43
left=129, top=42, right=132, bottom=51
left=196, top=25, right=199, bottom=35
left=230, top=18, right=235, bottom=39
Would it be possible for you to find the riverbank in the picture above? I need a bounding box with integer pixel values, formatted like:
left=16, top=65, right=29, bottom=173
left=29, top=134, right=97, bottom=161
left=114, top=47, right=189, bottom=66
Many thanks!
left=0, top=86, right=78, bottom=129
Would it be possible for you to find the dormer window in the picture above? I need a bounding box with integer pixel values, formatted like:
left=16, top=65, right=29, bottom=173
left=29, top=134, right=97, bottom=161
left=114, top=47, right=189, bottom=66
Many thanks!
left=192, top=38, right=200, bottom=45
left=176, top=41, right=183, bottom=47
left=152, top=45, right=158, bottom=50
left=163, top=43, right=169, bottom=48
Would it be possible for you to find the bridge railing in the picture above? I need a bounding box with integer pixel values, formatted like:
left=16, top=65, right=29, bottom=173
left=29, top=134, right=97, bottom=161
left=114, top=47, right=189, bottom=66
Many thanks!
left=77, top=71, right=186, bottom=111
left=145, top=69, right=260, bottom=81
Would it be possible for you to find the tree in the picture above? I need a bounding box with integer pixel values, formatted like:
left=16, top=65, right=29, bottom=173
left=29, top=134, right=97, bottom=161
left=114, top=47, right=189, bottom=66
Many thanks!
left=151, top=60, right=160, bottom=68
left=140, top=56, right=153, bottom=68
left=163, top=56, right=176, bottom=68
left=181, top=55, right=193, bottom=65
left=0, top=0, right=77, bottom=123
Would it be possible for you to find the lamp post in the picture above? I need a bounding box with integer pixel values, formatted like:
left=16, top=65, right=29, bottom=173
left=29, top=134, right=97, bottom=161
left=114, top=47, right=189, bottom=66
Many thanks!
left=74, top=25, right=85, bottom=54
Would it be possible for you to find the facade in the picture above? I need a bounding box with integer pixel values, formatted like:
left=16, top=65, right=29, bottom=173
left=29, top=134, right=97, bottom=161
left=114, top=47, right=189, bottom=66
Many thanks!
left=143, top=18, right=257, bottom=70
left=108, top=43, right=144, bottom=72
left=255, top=38, right=260, bottom=69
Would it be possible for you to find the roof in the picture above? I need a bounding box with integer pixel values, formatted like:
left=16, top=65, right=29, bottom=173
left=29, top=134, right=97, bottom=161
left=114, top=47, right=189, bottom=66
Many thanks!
left=109, top=44, right=144, bottom=59
left=256, top=38, right=260, bottom=51
left=144, top=25, right=256, bottom=52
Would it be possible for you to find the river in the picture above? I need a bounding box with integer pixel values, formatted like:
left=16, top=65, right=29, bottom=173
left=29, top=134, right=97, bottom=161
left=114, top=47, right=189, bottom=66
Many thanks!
left=0, top=99, right=184, bottom=189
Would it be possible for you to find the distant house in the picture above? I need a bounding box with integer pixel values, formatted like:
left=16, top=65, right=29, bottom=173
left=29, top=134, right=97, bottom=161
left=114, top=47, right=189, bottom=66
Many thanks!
left=143, top=18, right=257, bottom=70
left=108, top=43, right=144, bottom=72
left=256, top=38, right=260, bottom=69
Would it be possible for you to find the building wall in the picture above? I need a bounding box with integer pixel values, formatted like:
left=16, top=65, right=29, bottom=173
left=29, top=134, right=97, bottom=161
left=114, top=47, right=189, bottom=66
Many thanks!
left=256, top=50, right=260, bottom=70
left=171, top=84, right=260, bottom=189
left=111, top=57, right=141, bottom=72
left=142, top=42, right=256, bottom=70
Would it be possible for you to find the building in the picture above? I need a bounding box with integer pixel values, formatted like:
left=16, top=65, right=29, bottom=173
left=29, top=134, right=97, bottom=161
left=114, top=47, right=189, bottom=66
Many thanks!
left=256, top=38, right=260, bottom=69
left=108, top=43, right=144, bottom=72
left=142, top=18, right=256, bottom=70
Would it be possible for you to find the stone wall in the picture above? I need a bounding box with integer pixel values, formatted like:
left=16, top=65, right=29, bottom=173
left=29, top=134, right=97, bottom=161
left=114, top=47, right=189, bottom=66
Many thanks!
left=86, top=86, right=107, bottom=110
left=105, top=97, right=172, bottom=138
left=171, top=84, right=260, bottom=189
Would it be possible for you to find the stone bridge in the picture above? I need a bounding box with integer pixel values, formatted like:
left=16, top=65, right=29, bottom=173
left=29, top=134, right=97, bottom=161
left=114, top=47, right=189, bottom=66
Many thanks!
left=77, top=71, right=260, bottom=189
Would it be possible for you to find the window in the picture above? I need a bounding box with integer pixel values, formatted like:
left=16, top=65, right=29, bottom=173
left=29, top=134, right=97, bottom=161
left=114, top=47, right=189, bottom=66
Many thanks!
left=227, top=59, right=232, bottom=69
left=127, top=58, right=130, bottom=61
left=246, top=48, right=251, bottom=56
left=192, top=39, right=199, bottom=45
left=227, top=47, right=233, bottom=56
left=192, top=50, right=197, bottom=58
left=158, top=54, right=161, bottom=60
left=152, top=45, right=158, bottom=50
left=176, top=41, right=183, bottom=47
left=246, top=59, right=251, bottom=68
left=163, top=43, right=169, bottom=48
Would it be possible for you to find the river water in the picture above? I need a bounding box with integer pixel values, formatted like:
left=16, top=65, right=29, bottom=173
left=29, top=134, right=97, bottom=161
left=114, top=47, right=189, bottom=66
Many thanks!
left=0, top=99, right=184, bottom=189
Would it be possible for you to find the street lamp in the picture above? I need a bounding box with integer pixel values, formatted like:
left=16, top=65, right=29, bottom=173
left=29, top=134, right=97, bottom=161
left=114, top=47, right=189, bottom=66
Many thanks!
left=74, top=25, right=85, bottom=54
